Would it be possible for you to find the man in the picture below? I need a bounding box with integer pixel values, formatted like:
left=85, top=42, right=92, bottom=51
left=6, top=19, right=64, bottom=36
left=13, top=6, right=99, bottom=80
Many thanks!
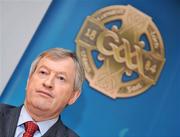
left=0, top=48, right=85, bottom=137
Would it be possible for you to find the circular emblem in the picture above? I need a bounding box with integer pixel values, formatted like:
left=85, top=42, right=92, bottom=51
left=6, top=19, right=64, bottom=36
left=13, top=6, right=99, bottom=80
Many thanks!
left=76, top=5, right=165, bottom=99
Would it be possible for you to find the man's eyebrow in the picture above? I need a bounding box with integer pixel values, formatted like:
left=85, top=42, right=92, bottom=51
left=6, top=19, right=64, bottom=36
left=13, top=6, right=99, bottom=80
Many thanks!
left=38, top=65, right=49, bottom=70
left=38, top=65, right=68, bottom=77
left=57, top=72, right=68, bottom=77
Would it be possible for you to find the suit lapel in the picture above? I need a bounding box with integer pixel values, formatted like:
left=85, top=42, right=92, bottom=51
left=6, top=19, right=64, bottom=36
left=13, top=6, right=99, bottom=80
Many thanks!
left=0, top=105, right=21, bottom=137
left=8, top=106, right=21, bottom=137
left=42, top=117, right=68, bottom=137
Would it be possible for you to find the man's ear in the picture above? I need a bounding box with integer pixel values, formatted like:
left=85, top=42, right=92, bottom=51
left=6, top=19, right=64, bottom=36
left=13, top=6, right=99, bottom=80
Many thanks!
left=68, top=90, right=81, bottom=105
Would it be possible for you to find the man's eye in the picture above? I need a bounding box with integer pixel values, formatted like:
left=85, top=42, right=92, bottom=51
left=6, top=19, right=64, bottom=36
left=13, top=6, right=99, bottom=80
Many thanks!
left=58, top=76, right=65, bottom=81
left=39, top=70, right=47, bottom=75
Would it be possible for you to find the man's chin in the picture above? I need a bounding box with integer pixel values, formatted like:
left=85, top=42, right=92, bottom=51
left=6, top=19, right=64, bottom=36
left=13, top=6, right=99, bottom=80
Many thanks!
left=32, top=100, right=52, bottom=112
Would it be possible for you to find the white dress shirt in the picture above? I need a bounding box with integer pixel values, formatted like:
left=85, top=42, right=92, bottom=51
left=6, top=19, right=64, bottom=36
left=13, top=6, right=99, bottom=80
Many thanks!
left=14, top=106, right=58, bottom=137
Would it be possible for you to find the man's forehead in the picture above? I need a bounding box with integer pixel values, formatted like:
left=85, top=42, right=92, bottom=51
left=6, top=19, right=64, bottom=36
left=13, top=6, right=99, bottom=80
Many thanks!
left=39, top=56, right=74, bottom=64
left=36, top=56, right=75, bottom=72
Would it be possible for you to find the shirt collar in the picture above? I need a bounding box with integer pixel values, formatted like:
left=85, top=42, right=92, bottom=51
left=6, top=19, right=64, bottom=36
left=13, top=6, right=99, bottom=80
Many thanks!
left=18, top=105, right=58, bottom=135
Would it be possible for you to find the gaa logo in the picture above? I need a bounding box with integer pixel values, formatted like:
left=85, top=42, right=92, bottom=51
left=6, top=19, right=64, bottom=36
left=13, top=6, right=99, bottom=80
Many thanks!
left=76, top=5, right=165, bottom=99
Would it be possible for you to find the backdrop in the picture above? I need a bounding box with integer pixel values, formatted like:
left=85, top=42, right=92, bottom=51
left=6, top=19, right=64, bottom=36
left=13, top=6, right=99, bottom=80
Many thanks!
left=0, top=0, right=180, bottom=136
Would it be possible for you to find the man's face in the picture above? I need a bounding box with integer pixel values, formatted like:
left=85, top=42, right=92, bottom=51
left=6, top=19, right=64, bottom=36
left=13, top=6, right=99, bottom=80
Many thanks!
left=25, top=57, right=80, bottom=119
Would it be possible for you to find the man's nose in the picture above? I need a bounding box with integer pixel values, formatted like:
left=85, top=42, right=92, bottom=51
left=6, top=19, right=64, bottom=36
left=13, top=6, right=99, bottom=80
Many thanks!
left=43, top=75, right=54, bottom=89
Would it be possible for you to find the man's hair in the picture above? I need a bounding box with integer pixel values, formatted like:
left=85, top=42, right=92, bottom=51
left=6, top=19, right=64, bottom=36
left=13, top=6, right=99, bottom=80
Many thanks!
left=29, top=48, right=85, bottom=92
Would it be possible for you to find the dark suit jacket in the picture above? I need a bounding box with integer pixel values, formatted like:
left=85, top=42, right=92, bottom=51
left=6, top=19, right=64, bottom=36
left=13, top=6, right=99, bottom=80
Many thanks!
left=0, top=103, right=79, bottom=137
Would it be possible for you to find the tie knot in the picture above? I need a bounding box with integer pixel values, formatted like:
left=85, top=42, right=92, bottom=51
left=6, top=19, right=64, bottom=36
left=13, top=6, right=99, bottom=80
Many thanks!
left=23, top=121, right=39, bottom=137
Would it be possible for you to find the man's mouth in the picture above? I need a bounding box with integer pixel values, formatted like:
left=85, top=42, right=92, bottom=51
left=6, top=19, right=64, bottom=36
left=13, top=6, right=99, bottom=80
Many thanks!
left=36, top=90, right=53, bottom=98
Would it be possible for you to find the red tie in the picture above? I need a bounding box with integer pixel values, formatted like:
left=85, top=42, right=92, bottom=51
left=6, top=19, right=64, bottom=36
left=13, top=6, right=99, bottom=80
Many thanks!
left=23, top=121, right=39, bottom=137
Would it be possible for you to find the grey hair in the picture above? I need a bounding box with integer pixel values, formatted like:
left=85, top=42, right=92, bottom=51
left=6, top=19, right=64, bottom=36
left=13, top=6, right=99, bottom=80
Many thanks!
left=29, top=48, right=85, bottom=92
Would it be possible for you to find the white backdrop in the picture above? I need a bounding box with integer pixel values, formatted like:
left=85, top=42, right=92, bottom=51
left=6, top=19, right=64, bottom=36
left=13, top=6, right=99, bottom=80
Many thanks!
left=0, top=0, right=52, bottom=95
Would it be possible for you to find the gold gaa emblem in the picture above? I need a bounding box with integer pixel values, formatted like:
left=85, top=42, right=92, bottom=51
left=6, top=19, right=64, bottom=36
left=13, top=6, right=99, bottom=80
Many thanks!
left=76, top=5, right=165, bottom=98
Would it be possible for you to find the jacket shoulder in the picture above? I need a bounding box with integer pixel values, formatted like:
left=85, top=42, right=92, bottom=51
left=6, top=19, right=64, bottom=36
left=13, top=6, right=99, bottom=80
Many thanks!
left=43, top=118, right=80, bottom=137
left=58, top=119, right=79, bottom=137
left=0, top=103, right=16, bottom=113
left=65, top=125, right=79, bottom=137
